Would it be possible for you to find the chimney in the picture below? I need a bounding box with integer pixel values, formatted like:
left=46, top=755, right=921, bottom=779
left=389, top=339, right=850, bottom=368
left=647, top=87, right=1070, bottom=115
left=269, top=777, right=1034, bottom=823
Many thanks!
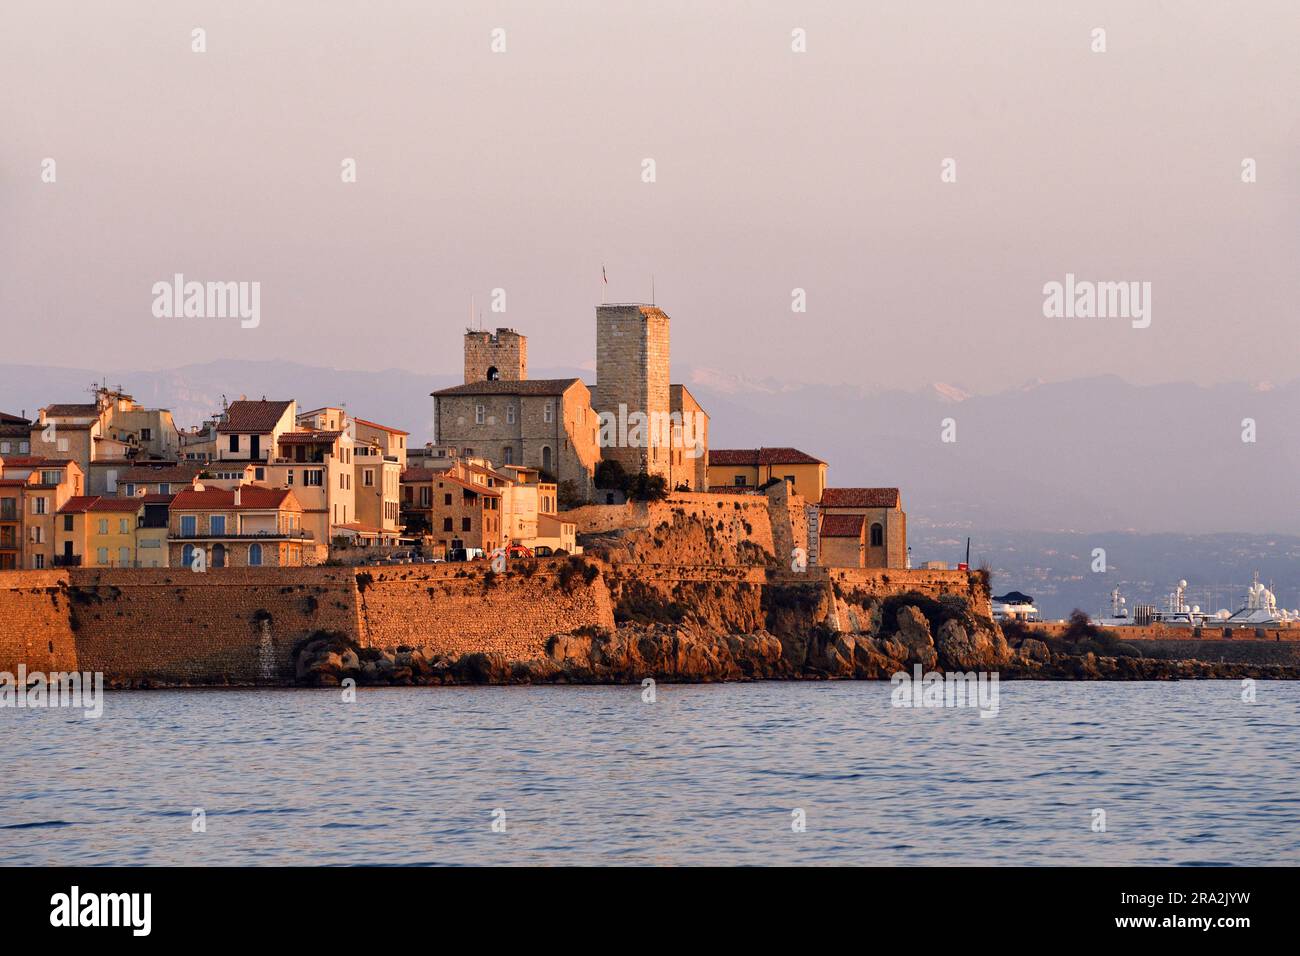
left=234, top=485, right=242, bottom=507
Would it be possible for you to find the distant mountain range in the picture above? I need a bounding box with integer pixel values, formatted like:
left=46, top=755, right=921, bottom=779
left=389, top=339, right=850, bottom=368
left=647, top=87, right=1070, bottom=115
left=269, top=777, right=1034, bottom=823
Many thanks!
left=1, top=360, right=1294, bottom=615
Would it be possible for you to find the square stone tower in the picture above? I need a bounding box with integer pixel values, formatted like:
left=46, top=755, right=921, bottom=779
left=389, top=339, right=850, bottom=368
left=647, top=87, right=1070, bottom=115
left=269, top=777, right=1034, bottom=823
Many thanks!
left=464, top=328, right=527, bottom=384
left=593, top=304, right=671, bottom=479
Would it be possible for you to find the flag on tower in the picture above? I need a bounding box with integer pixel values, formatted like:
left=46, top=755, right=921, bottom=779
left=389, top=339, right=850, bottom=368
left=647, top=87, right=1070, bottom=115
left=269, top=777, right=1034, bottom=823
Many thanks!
left=602, top=265, right=608, bottom=285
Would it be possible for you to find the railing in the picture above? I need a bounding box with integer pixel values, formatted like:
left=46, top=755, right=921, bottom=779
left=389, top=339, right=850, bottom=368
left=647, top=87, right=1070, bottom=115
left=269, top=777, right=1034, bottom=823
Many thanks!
left=52, top=554, right=83, bottom=567
left=170, top=530, right=316, bottom=541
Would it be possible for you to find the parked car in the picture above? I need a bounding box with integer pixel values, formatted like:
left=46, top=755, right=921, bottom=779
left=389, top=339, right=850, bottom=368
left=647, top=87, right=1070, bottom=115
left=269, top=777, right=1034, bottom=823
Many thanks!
left=448, top=547, right=486, bottom=562
left=532, top=546, right=554, bottom=558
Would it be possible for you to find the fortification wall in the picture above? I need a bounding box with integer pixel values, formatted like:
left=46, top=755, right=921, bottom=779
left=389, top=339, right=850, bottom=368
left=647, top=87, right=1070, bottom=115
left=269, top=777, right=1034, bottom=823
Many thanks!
left=1140, top=640, right=1300, bottom=666
left=1025, top=621, right=1300, bottom=642
left=576, top=494, right=777, bottom=567
left=0, top=571, right=78, bottom=675
left=828, top=568, right=992, bottom=618
left=67, top=567, right=361, bottom=684
left=0, top=561, right=998, bottom=684
left=356, top=562, right=615, bottom=658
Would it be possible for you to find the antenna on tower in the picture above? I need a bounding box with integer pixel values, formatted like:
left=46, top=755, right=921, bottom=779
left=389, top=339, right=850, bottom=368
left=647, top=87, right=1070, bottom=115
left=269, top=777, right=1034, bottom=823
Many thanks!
left=651, top=274, right=655, bottom=305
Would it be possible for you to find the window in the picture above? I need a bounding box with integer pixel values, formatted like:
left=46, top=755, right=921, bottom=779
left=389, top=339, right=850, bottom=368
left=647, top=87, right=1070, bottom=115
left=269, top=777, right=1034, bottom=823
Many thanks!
left=543, top=402, right=554, bottom=423
left=159, top=483, right=170, bottom=495
left=0, top=498, right=14, bottom=520
left=475, top=404, right=485, bottom=424
left=211, top=515, right=226, bottom=536
left=33, top=554, right=45, bottom=569
left=304, top=470, right=323, bottom=486
left=363, top=469, right=374, bottom=487
left=119, top=518, right=129, bottom=534
left=443, top=517, right=453, bottom=532
left=182, top=544, right=196, bottom=566
left=141, top=428, right=152, bottom=441
left=124, top=483, right=136, bottom=497
left=287, top=471, right=294, bottom=485
left=19, top=441, right=28, bottom=453
left=255, top=468, right=265, bottom=481
left=541, top=446, right=551, bottom=472
left=229, top=435, right=240, bottom=452
left=502, top=446, right=513, bottom=465
left=487, top=366, right=499, bottom=381
left=181, top=515, right=197, bottom=537
left=461, top=517, right=471, bottom=531
left=0, top=442, right=7, bottom=453
left=63, top=514, right=73, bottom=532
left=249, top=543, right=263, bottom=566
left=443, top=493, right=452, bottom=505
left=42, top=470, right=61, bottom=486
left=119, top=547, right=130, bottom=566
left=97, top=548, right=108, bottom=565
left=870, top=523, right=884, bottom=547
left=734, top=475, right=747, bottom=487
left=33, top=497, right=48, bottom=515
left=97, top=518, right=109, bottom=534
left=506, top=405, right=516, bottom=425
left=30, top=526, right=44, bottom=543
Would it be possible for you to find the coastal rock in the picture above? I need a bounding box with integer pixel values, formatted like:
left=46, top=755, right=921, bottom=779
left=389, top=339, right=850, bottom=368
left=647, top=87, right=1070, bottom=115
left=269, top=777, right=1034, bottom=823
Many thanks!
left=1019, top=638, right=1051, bottom=663
left=935, top=619, right=1006, bottom=670
left=894, top=606, right=938, bottom=669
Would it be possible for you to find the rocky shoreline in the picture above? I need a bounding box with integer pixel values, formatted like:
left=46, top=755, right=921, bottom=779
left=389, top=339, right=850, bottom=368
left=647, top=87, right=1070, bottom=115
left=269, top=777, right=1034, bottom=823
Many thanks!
left=283, top=601, right=1299, bottom=689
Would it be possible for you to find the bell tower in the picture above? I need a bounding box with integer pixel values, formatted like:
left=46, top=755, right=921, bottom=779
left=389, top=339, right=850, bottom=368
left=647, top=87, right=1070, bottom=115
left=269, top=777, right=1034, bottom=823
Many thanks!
left=464, top=328, right=527, bottom=384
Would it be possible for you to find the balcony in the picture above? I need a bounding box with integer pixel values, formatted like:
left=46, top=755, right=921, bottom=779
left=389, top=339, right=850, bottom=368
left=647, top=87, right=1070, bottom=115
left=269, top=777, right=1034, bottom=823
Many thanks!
left=170, top=530, right=316, bottom=541
left=52, top=554, right=83, bottom=567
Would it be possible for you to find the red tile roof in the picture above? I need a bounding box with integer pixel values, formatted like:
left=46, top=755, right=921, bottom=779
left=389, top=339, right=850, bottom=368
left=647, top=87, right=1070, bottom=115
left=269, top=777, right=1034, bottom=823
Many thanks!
left=401, top=469, right=436, bottom=483
left=431, top=378, right=582, bottom=397
left=820, top=487, right=901, bottom=509
left=436, top=474, right=501, bottom=497
left=217, top=400, right=294, bottom=433
left=353, top=418, right=409, bottom=436
left=43, top=403, right=98, bottom=417
left=820, top=513, right=865, bottom=538
left=278, top=430, right=342, bottom=444
left=58, top=495, right=103, bottom=514
left=87, top=497, right=145, bottom=513
left=171, top=487, right=299, bottom=511
left=709, top=447, right=825, bottom=466
left=118, top=464, right=201, bottom=482
left=0, top=457, right=73, bottom=468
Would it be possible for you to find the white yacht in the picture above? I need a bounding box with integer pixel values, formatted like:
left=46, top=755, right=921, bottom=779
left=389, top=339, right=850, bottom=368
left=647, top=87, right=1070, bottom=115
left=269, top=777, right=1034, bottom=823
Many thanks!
left=1214, top=573, right=1297, bottom=628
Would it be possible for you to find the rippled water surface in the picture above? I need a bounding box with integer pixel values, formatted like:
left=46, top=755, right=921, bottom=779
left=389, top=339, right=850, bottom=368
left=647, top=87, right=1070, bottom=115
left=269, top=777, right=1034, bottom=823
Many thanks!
left=3, top=682, right=1297, bottom=865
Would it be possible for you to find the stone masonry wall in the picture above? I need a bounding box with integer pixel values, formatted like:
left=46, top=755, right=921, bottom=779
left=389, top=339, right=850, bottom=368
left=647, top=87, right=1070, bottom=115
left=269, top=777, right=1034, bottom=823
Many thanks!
left=0, top=570, right=78, bottom=675
left=356, top=562, right=615, bottom=658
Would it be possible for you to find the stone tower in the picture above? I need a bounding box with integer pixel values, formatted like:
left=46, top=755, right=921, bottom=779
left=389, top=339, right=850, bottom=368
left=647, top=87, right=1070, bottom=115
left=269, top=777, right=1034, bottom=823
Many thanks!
left=464, top=328, right=527, bottom=384
left=593, top=304, right=671, bottom=479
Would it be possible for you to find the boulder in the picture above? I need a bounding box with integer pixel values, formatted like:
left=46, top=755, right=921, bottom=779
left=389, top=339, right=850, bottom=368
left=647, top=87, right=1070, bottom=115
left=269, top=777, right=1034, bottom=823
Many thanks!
left=894, top=606, right=937, bottom=669
left=1019, top=638, right=1051, bottom=663
left=935, top=619, right=1002, bottom=670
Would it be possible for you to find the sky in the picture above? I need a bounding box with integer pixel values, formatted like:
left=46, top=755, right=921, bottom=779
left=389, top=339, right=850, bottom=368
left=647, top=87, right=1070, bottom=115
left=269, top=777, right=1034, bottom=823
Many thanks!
left=2, top=1, right=1297, bottom=394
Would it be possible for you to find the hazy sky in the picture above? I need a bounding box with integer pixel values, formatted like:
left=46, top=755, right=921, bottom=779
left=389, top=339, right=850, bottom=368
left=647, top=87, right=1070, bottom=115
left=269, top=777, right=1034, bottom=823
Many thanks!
left=3, top=1, right=1297, bottom=393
